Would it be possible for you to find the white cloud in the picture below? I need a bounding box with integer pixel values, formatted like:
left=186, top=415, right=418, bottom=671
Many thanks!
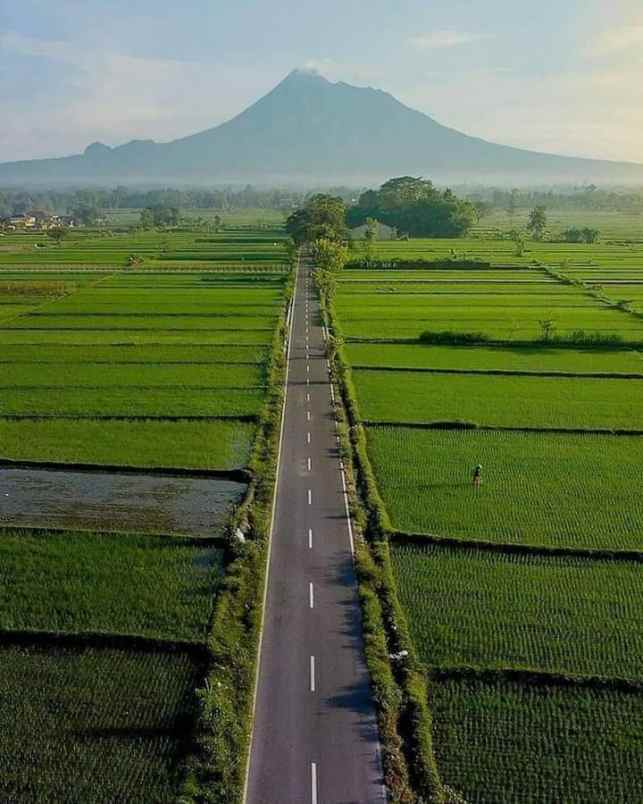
left=398, top=63, right=643, bottom=163
left=0, top=32, right=271, bottom=161
left=594, top=24, right=643, bottom=54
left=408, top=30, right=491, bottom=50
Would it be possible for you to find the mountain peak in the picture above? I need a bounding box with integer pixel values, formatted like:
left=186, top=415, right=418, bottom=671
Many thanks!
left=280, top=67, right=332, bottom=86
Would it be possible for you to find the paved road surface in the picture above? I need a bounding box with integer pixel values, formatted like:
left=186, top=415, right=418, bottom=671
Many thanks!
left=245, top=259, right=385, bottom=803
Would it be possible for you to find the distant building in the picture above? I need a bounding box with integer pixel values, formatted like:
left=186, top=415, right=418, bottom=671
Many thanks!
left=1, top=214, right=37, bottom=230
left=349, top=221, right=397, bottom=241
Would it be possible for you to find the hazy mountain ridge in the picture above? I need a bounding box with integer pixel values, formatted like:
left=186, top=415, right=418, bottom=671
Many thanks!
left=2, top=69, right=643, bottom=186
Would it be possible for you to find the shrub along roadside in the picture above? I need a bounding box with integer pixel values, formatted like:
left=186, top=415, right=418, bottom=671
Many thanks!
left=178, top=267, right=295, bottom=804
left=321, top=288, right=445, bottom=803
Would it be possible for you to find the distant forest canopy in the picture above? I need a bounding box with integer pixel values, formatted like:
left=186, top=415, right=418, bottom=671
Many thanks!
left=348, top=177, right=478, bottom=237
left=460, top=185, right=643, bottom=214
left=0, top=186, right=358, bottom=219
left=2, top=182, right=643, bottom=223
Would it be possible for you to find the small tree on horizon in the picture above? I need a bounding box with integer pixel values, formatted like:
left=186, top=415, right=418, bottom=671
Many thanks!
left=527, top=206, right=547, bottom=240
left=47, top=226, right=68, bottom=246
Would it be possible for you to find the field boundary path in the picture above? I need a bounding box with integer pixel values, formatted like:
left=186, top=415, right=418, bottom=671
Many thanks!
left=245, top=258, right=385, bottom=803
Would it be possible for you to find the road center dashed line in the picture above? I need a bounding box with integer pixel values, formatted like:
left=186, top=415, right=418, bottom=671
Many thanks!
left=310, top=656, right=316, bottom=692
left=309, top=582, right=314, bottom=609
left=311, top=763, right=318, bottom=804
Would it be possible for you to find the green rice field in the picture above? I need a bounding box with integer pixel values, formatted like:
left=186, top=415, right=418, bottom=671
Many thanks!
left=336, top=238, right=643, bottom=800
left=430, top=675, right=643, bottom=804
left=345, top=342, right=643, bottom=374
left=0, top=642, right=203, bottom=803
left=0, top=223, right=292, bottom=799
left=367, top=426, right=643, bottom=550
left=353, top=370, right=643, bottom=429
left=391, top=542, right=642, bottom=677
left=0, top=400, right=256, bottom=469
left=0, top=528, right=225, bottom=641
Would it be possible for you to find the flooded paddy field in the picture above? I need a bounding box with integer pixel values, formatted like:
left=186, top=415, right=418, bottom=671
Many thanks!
left=0, top=467, right=245, bottom=537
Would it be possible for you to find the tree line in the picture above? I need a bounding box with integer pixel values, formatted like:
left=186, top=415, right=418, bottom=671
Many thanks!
left=0, top=185, right=358, bottom=220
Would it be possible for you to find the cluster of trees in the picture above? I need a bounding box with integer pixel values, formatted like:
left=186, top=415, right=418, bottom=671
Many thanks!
left=522, top=207, right=600, bottom=243
left=347, top=177, right=478, bottom=237
left=561, top=226, right=600, bottom=243
left=285, top=194, right=350, bottom=299
left=285, top=194, right=347, bottom=244
left=139, top=206, right=181, bottom=228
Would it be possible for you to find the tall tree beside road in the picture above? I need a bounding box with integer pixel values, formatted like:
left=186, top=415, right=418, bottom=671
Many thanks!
left=286, top=194, right=347, bottom=244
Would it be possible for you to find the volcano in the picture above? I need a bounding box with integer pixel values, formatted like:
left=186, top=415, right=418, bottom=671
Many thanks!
left=2, top=68, right=642, bottom=186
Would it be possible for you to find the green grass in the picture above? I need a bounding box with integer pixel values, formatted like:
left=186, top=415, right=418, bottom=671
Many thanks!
left=0, top=328, right=274, bottom=345
left=345, top=343, right=643, bottom=374
left=353, top=370, right=643, bottom=430
left=0, top=343, right=269, bottom=363
left=5, top=314, right=276, bottom=330
left=0, top=418, right=255, bottom=469
left=366, top=236, right=643, bottom=268
left=366, top=427, right=643, bottom=550
left=0, top=362, right=264, bottom=387
left=391, top=542, right=642, bottom=677
left=0, top=528, right=224, bottom=641
left=0, top=228, right=288, bottom=268
left=0, top=642, right=202, bottom=803
left=431, top=675, right=643, bottom=804
left=0, top=387, right=264, bottom=417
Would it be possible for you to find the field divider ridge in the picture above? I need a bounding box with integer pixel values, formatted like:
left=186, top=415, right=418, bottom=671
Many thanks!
left=0, top=457, right=251, bottom=482
left=362, top=420, right=643, bottom=436
left=427, top=664, right=643, bottom=694
left=352, top=364, right=643, bottom=380
left=0, top=627, right=210, bottom=661
left=390, top=530, right=643, bottom=562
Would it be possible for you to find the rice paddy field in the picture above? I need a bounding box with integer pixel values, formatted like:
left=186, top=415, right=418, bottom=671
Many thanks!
left=364, top=231, right=643, bottom=267
left=0, top=227, right=288, bottom=268
left=0, top=224, right=290, bottom=800
left=430, top=675, right=643, bottom=804
left=334, top=229, right=643, bottom=800
left=0, top=642, right=204, bottom=804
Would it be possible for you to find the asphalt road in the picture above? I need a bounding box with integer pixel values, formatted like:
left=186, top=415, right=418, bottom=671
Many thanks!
left=245, top=259, right=385, bottom=803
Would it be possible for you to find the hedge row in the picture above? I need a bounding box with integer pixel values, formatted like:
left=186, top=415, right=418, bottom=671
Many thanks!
left=345, top=258, right=492, bottom=270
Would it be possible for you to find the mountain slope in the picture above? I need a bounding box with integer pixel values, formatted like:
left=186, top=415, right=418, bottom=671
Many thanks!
left=2, top=69, right=642, bottom=185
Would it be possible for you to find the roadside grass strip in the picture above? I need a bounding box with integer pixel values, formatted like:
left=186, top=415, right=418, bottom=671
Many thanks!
left=354, top=370, right=643, bottom=430
left=0, top=419, right=255, bottom=470
left=430, top=674, right=643, bottom=804
left=0, top=528, right=225, bottom=641
left=365, top=427, right=643, bottom=550
left=390, top=542, right=642, bottom=678
left=0, top=642, right=203, bottom=803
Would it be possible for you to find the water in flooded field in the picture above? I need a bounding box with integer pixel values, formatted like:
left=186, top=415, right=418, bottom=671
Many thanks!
left=0, top=468, right=245, bottom=537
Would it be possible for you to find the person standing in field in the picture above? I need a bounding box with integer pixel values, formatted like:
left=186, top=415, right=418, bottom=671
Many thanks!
left=472, top=464, right=482, bottom=488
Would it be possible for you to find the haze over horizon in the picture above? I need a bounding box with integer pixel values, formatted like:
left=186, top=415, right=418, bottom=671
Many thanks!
left=2, top=0, right=642, bottom=166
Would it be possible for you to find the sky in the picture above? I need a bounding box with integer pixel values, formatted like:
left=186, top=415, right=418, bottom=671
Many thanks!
left=1, top=0, right=642, bottom=164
